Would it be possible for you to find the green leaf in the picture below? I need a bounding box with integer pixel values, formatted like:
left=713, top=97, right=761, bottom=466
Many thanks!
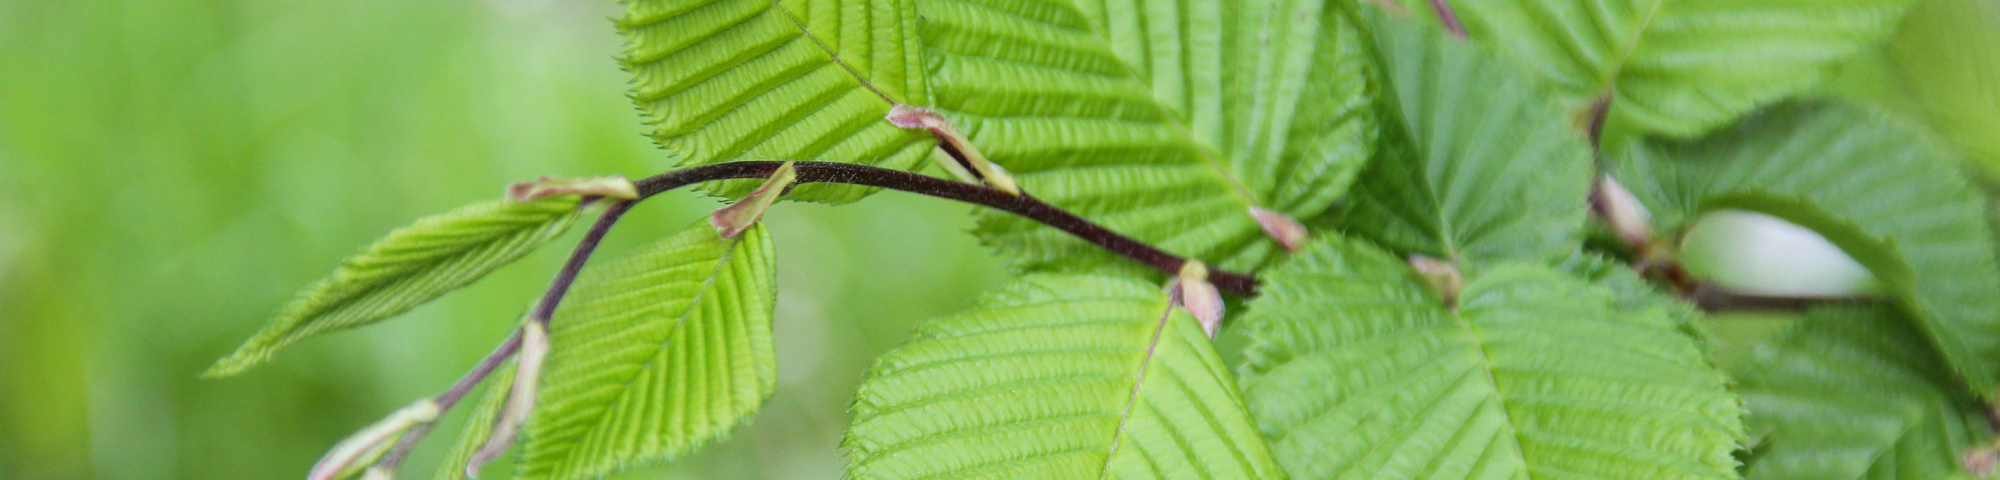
left=207, top=197, right=584, bottom=377
left=1404, top=0, right=1915, bottom=137
left=931, top=0, right=1378, bottom=271
left=1882, top=0, right=2000, bottom=184
left=1234, top=235, right=1743, bottom=480
left=433, top=362, right=516, bottom=480
left=1333, top=12, right=1594, bottom=269
left=615, top=0, right=934, bottom=203
left=843, top=274, right=1285, bottom=480
left=1608, top=100, right=2000, bottom=397
left=519, top=221, right=777, bottom=480
left=1726, top=306, right=1989, bottom=480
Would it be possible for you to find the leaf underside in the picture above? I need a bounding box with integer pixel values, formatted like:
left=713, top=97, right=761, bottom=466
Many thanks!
left=1234, top=235, right=1743, bottom=480
left=1609, top=100, right=2000, bottom=397
left=519, top=221, right=778, bottom=480
left=207, top=196, right=583, bottom=376
left=844, top=273, right=1284, bottom=480
left=1334, top=12, right=1593, bottom=270
left=1401, top=0, right=1915, bottom=137
left=1726, top=306, right=1987, bottom=480
left=922, top=0, right=1379, bottom=272
left=616, top=0, right=935, bottom=203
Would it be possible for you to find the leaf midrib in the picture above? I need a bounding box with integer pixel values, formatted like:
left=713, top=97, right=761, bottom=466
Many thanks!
left=1098, top=304, right=1178, bottom=480
left=540, top=233, right=749, bottom=476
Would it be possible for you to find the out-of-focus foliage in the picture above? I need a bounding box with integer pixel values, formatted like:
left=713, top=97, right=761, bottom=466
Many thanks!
left=0, top=1, right=1003, bottom=479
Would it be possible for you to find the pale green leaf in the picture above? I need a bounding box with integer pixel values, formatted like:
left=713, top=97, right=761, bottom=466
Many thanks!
left=1608, top=100, right=2000, bottom=397
left=929, top=0, right=1377, bottom=271
left=616, top=0, right=933, bottom=203
left=1333, top=13, right=1594, bottom=269
left=1234, top=235, right=1743, bottom=480
left=844, top=274, right=1285, bottom=480
left=1403, top=0, right=1914, bottom=137
left=519, top=221, right=777, bottom=480
left=207, top=197, right=584, bottom=376
left=1884, top=0, right=2000, bottom=183
left=433, top=362, right=516, bottom=480
left=1727, top=306, right=1989, bottom=480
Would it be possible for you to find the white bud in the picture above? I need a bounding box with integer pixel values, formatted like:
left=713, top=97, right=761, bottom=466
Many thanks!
left=1593, top=175, right=1652, bottom=246
left=1170, top=261, right=1226, bottom=338
left=1407, top=254, right=1465, bottom=307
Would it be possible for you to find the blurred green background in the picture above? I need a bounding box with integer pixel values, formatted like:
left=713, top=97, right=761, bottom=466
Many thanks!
left=0, top=0, right=1005, bottom=478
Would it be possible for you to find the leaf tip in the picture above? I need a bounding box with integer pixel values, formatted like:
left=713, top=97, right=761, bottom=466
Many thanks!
left=1249, top=207, right=1309, bottom=252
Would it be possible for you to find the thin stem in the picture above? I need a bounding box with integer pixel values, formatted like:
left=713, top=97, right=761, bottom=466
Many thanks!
left=632, top=161, right=1261, bottom=296
left=1689, top=285, right=1875, bottom=312
left=372, top=200, right=632, bottom=472
left=531, top=200, right=633, bottom=324
left=372, top=328, right=524, bottom=472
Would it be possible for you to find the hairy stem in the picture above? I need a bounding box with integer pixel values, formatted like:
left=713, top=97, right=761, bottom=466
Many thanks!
left=631, top=161, right=1262, bottom=296
left=530, top=200, right=633, bottom=324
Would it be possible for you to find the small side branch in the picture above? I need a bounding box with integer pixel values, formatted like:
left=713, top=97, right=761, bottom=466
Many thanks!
left=631, top=161, right=1261, bottom=296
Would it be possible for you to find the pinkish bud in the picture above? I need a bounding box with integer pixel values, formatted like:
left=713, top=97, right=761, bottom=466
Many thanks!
left=1170, top=262, right=1226, bottom=338
left=1407, top=254, right=1465, bottom=307
left=1250, top=207, right=1309, bottom=252
left=711, top=161, right=797, bottom=239
left=506, top=175, right=638, bottom=202
left=885, top=104, right=1021, bottom=195
left=1592, top=175, right=1652, bottom=247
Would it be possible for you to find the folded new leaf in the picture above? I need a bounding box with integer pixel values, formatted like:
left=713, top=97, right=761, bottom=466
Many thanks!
left=206, top=195, right=585, bottom=377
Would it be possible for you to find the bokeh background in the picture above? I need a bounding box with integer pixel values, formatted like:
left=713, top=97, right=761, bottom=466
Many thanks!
left=0, top=0, right=1005, bottom=478
left=4, top=0, right=1998, bottom=479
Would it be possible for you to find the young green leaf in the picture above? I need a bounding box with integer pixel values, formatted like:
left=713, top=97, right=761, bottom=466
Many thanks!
left=615, top=0, right=933, bottom=203
left=432, top=363, right=515, bottom=480
left=1882, top=0, right=2000, bottom=183
left=1234, top=235, right=1743, bottom=480
left=206, top=197, right=584, bottom=377
left=518, top=221, right=776, bottom=480
left=844, top=274, right=1284, bottom=480
left=933, top=0, right=1378, bottom=271
left=1724, top=306, right=1990, bottom=480
left=1334, top=12, right=1593, bottom=270
left=1395, top=0, right=1915, bottom=137
left=1608, top=100, right=2000, bottom=398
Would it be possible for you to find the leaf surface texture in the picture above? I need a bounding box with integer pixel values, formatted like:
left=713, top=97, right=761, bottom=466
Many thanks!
left=208, top=197, right=583, bottom=376
left=1234, top=235, right=1744, bottom=480
left=519, top=222, right=777, bottom=480
left=844, top=274, right=1284, bottom=480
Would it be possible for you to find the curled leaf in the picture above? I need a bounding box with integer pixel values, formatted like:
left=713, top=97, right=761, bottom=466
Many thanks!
left=308, top=399, right=440, bottom=480
left=710, top=161, right=796, bottom=239
left=1250, top=207, right=1309, bottom=252
left=1407, top=254, right=1465, bottom=307
left=885, top=104, right=1021, bottom=195
left=1170, top=261, right=1225, bottom=338
left=505, top=175, right=638, bottom=202
left=468, top=322, right=548, bottom=478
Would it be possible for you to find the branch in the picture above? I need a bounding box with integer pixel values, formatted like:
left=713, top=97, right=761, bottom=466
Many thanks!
left=1688, top=285, right=1876, bottom=312
left=632, top=161, right=1262, bottom=296
left=370, top=200, right=631, bottom=472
